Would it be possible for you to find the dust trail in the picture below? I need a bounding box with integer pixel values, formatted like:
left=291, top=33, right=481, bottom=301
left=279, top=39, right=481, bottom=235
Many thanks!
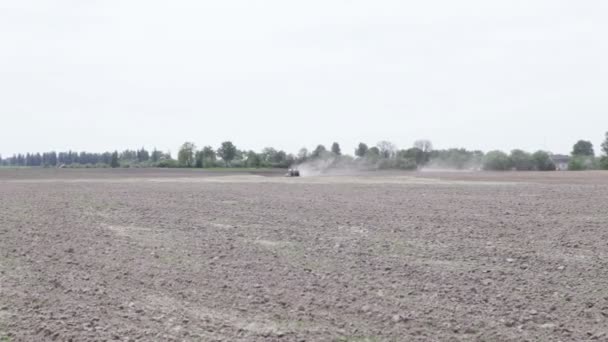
left=294, top=156, right=377, bottom=177
left=421, top=159, right=482, bottom=172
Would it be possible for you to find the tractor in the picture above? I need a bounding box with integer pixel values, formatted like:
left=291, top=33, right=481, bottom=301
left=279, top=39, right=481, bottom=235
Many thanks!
left=286, top=168, right=300, bottom=177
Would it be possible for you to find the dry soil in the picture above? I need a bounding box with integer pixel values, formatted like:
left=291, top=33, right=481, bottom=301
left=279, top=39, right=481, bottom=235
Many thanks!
left=1, top=169, right=608, bottom=341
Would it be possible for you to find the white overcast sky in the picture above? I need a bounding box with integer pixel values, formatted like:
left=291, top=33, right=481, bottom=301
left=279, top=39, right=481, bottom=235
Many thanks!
left=1, top=1, right=607, bottom=156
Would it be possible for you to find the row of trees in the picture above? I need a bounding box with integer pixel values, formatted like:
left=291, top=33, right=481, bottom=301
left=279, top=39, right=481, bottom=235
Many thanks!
left=567, top=136, right=608, bottom=170
left=174, top=141, right=297, bottom=168
left=0, top=140, right=439, bottom=170
left=481, top=150, right=556, bottom=171
left=0, top=148, right=169, bottom=168
left=2, top=133, right=607, bottom=170
left=481, top=135, right=608, bottom=171
left=0, top=142, right=299, bottom=169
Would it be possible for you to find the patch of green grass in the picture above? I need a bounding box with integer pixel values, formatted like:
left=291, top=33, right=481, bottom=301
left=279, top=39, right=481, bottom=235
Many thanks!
left=0, top=323, right=10, bottom=342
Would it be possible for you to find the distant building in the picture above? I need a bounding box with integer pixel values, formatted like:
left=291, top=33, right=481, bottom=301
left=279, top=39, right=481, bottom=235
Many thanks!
left=551, top=154, right=570, bottom=171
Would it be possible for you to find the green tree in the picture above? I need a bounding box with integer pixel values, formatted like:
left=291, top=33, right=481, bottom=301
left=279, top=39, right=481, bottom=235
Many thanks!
left=273, top=150, right=287, bottom=166
left=261, top=147, right=278, bottom=164
left=137, top=148, right=150, bottom=163
left=393, top=157, right=418, bottom=170
left=178, top=142, right=196, bottom=167
left=601, top=132, right=608, bottom=170
left=600, top=157, right=608, bottom=170
left=110, top=151, right=120, bottom=168
left=400, top=148, right=425, bottom=166
left=355, top=143, right=369, bottom=157
left=531, top=151, right=556, bottom=171
left=571, top=140, right=594, bottom=157
left=331, top=142, right=341, bottom=155
left=120, top=150, right=137, bottom=162
left=311, top=145, right=327, bottom=158
left=568, top=156, right=588, bottom=171
left=217, top=141, right=237, bottom=166
left=414, top=139, right=433, bottom=153
left=201, top=146, right=216, bottom=165
left=49, top=151, right=57, bottom=166
left=482, top=150, right=512, bottom=171
left=510, top=149, right=534, bottom=171
left=246, top=151, right=262, bottom=168
left=195, top=150, right=204, bottom=168
left=297, top=148, right=309, bottom=163
left=261, top=147, right=289, bottom=167
left=151, top=148, right=162, bottom=163
left=377, top=141, right=396, bottom=159
left=414, top=140, right=433, bottom=165
left=366, top=146, right=380, bottom=157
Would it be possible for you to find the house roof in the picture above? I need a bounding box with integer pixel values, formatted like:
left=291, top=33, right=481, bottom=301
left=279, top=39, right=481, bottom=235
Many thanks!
left=551, top=154, right=571, bottom=163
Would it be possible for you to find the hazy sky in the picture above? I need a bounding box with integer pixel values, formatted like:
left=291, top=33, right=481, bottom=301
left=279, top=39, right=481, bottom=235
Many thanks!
left=1, top=1, right=607, bottom=156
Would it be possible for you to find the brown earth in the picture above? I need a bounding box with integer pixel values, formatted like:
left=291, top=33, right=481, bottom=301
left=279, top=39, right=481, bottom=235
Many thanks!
left=1, top=169, right=608, bottom=341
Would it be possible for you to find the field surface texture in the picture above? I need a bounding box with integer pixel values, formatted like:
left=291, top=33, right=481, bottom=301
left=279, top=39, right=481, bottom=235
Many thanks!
left=1, top=169, right=608, bottom=341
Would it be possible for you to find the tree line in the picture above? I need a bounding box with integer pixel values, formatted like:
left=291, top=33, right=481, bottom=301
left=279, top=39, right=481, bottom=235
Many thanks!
left=474, top=135, right=608, bottom=171
left=0, top=148, right=168, bottom=168
left=1, top=132, right=607, bottom=171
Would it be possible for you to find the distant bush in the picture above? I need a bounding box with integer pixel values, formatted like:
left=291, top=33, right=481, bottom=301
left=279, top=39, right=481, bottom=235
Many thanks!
left=568, top=156, right=596, bottom=171
left=157, top=159, right=179, bottom=168
left=398, top=148, right=425, bottom=166
left=510, top=149, right=534, bottom=171
left=601, top=156, right=608, bottom=170
left=531, top=151, right=556, bottom=171
left=568, top=157, right=586, bottom=171
left=393, top=157, right=418, bottom=170
left=483, top=151, right=512, bottom=171
left=230, top=159, right=245, bottom=168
